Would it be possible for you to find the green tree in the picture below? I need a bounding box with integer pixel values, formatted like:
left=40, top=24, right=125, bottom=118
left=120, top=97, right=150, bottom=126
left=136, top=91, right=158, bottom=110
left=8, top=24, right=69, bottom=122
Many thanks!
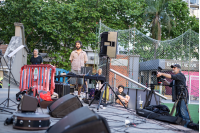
left=144, top=0, right=174, bottom=40
left=162, top=0, right=199, bottom=39
left=0, top=0, right=147, bottom=70
left=98, top=0, right=146, bottom=30
left=143, top=0, right=175, bottom=59
left=141, top=0, right=199, bottom=60
left=0, top=0, right=77, bottom=70
left=47, top=0, right=100, bottom=69
left=1, top=0, right=197, bottom=70
left=159, top=0, right=199, bottom=60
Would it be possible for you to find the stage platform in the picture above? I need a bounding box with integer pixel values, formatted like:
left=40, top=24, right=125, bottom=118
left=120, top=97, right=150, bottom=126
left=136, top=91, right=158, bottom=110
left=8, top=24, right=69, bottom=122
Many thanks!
left=0, top=88, right=198, bottom=133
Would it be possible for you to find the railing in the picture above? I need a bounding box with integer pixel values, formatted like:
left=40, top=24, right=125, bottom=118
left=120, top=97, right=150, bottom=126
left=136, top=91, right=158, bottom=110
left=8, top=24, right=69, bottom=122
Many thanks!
left=110, top=69, right=167, bottom=100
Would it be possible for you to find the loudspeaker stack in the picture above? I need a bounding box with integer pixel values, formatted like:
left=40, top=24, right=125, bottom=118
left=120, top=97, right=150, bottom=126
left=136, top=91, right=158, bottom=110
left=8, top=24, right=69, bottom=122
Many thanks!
left=99, top=32, right=118, bottom=58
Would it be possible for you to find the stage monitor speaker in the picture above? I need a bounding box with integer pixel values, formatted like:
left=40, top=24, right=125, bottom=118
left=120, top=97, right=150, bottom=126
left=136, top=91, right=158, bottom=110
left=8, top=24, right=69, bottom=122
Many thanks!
left=99, top=32, right=118, bottom=58
left=19, top=94, right=38, bottom=112
left=47, top=94, right=83, bottom=118
left=46, top=106, right=111, bottom=133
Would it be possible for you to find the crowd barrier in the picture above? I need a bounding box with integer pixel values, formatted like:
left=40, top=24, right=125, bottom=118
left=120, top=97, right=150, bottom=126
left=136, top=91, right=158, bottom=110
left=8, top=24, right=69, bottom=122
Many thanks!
left=19, top=64, right=56, bottom=96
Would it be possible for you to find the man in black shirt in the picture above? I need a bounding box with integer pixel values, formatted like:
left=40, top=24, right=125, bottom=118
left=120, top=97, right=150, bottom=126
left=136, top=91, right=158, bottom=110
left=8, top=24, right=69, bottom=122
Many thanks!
left=115, top=85, right=130, bottom=107
left=30, top=49, right=43, bottom=64
left=157, top=64, right=190, bottom=127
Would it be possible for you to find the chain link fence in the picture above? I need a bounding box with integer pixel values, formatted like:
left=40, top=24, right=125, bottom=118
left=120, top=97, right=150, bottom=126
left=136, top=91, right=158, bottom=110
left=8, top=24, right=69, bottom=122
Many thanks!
left=97, top=22, right=199, bottom=104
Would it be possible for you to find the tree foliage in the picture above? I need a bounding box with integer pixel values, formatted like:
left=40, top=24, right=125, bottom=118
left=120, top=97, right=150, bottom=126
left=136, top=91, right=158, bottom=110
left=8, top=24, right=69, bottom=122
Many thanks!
left=144, top=0, right=175, bottom=40
left=0, top=0, right=147, bottom=70
left=162, top=0, right=199, bottom=39
left=135, top=0, right=199, bottom=60
left=98, top=0, right=146, bottom=30
left=0, top=0, right=198, bottom=70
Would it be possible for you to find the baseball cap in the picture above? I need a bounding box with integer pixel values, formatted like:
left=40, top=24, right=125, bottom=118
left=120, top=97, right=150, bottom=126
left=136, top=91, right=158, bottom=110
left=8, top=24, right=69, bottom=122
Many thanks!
left=171, top=64, right=181, bottom=69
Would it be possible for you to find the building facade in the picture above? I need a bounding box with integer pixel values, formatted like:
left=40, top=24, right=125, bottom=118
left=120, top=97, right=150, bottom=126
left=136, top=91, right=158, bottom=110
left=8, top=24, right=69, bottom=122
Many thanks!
left=183, top=0, right=199, bottom=19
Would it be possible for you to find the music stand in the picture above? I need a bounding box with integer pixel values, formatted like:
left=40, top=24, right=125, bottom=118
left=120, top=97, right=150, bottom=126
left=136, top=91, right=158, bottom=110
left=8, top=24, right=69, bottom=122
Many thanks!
left=0, top=45, right=25, bottom=114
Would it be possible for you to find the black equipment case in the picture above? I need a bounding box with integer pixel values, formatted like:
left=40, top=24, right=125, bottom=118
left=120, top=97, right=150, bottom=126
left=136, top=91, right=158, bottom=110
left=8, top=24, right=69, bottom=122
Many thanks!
left=13, top=112, right=51, bottom=130
left=54, top=83, right=70, bottom=98
left=136, top=109, right=186, bottom=125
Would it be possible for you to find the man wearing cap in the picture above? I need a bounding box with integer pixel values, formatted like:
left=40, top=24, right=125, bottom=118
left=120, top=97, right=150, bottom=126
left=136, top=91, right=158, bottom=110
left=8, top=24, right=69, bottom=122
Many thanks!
left=157, top=64, right=190, bottom=127
left=69, top=41, right=88, bottom=96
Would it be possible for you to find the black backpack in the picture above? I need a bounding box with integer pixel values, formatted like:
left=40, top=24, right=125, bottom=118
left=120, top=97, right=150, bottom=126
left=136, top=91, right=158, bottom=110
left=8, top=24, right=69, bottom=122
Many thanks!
left=145, top=105, right=170, bottom=116
left=187, top=122, right=199, bottom=131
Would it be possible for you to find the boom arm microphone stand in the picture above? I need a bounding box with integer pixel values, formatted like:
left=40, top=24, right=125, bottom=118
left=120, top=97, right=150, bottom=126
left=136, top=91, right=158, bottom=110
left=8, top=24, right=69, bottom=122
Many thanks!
left=0, top=45, right=25, bottom=114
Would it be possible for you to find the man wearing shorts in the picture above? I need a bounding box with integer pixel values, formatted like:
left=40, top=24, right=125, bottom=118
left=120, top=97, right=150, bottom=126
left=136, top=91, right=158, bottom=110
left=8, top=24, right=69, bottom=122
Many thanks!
left=69, top=41, right=88, bottom=96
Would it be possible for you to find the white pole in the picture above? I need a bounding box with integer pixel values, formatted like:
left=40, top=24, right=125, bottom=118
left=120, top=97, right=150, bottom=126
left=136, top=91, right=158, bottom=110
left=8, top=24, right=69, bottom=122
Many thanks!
left=159, top=82, right=162, bottom=94
left=189, top=75, right=191, bottom=104
left=113, top=74, right=116, bottom=102
left=114, top=74, right=116, bottom=91
left=97, top=18, right=101, bottom=71
left=188, top=0, right=190, bottom=8
left=99, top=18, right=101, bottom=38
left=110, top=69, right=167, bottom=99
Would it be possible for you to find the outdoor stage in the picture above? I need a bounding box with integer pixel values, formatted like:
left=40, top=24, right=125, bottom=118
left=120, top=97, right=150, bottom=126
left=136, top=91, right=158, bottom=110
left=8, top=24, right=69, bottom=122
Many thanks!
left=0, top=88, right=197, bottom=133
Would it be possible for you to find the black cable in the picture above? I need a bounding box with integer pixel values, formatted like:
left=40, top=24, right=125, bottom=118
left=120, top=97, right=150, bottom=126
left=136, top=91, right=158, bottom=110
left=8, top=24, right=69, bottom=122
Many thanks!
left=90, top=105, right=188, bottom=132
left=89, top=104, right=188, bottom=133
left=128, top=125, right=188, bottom=132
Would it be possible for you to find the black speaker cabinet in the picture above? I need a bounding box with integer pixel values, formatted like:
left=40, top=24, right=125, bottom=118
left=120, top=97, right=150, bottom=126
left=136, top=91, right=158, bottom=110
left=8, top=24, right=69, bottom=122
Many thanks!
left=46, top=106, right=111, bottom=133
left=19, top=94, right=38, bottom=112
left=99, top=32, right=108, bottom=57
left=99, top=32, right=118, bottom=58
left=47, top=94, right=83, bottom=118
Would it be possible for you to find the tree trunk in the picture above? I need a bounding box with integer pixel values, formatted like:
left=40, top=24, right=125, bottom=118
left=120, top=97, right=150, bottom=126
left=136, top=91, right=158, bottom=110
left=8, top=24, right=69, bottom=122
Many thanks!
left=157, top=17, right=161, bottom=41
left=153, top=13, right=161, bottom=59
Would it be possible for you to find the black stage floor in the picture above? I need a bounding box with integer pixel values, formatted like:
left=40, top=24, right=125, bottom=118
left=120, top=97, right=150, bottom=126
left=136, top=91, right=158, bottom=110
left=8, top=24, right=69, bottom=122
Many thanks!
left=0, top=88, right=197, bottom=133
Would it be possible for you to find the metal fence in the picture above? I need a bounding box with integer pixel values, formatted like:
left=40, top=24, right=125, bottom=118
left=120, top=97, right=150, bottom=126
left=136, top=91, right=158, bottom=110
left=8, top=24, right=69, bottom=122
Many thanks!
left=97, top=22, right=199, bottom=104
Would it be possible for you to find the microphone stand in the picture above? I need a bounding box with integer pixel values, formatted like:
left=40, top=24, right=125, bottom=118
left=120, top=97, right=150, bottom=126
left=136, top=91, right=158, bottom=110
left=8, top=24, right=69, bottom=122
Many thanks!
left=0, top=45, right=25, bottom=114
left=0, top=57, right=18, bottom=113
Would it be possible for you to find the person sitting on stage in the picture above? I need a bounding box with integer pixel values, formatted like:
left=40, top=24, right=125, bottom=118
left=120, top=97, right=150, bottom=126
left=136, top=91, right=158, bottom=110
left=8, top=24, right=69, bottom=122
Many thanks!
left=116, top=85, right=130, bottom=107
